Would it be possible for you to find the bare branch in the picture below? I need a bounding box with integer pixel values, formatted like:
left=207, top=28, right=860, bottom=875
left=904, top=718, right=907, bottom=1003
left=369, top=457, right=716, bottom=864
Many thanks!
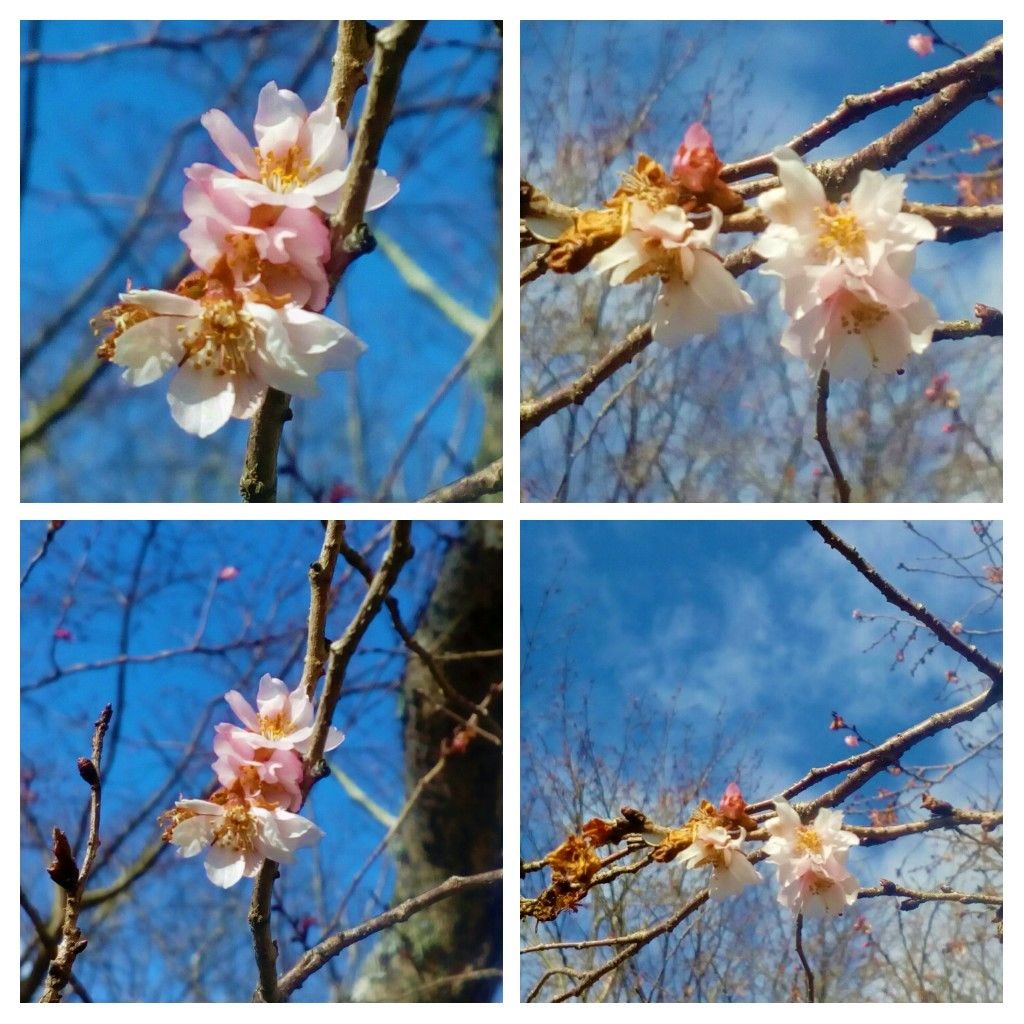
left=277, top=869, right=502, bottom=998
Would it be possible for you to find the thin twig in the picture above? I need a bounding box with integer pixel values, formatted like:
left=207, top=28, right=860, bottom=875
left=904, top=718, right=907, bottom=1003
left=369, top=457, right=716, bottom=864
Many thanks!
left=808, top=521, right=1003, bottom=687
left=814, top=369, right=851, bottom=503
left=39, top=704, right=112, bottom=1003
left=795, top=914, right=815, bottom=1002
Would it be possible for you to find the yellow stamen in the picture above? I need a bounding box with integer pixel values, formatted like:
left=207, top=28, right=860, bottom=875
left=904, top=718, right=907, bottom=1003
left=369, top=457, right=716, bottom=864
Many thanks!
left=815, top=203, right=866, bottom=259
left=795, top=825, right=823, bottom=855
left=254, top=145, right=322, bottom=194
left=180, top=297, right=256, bottom=376
left=256, top=711, right=292, bottom=741
left=212, top=804, right=258, bottom=853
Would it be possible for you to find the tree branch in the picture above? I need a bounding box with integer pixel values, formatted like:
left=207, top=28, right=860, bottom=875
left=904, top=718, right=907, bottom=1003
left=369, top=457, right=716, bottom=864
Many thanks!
left=299, top=520, right=344, bottom=700
left=277, top=869, right=502, bottom=998
left=808, top=521, right=1003, bottom=687
left=420, top=457, right=504, bottom=502
left=39, top=704, right=112, bottom=1003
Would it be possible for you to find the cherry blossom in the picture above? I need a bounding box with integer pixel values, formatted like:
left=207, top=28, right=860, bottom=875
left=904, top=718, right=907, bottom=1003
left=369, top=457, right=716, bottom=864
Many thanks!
left=95, top=288, right=365, bottom=437
left=677, top=824, right=761, bottom=899
left=212, top=725, right=304, bottom=811
left=180, top=164, right=331, bottom=311
left=763, top=800, right=861, bottom=916
left=218, top=566, right=240, bottom=581
left=162, top=796, right=322, bottom=888
left=590, top=200, right=753, bottom=345
left=198, top=81, right=399, bottom=216
left=753, top=147, right=938, bottom=378
left=225, top=673, right=344, bottom=756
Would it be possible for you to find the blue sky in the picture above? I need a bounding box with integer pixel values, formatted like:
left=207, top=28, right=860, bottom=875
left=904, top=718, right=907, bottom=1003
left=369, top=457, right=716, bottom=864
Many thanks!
left=20, top=520, right=476, bottom=1001
left=21, top=21, right=500, bottom=501
left=521, top=520, right=1002, bottom=865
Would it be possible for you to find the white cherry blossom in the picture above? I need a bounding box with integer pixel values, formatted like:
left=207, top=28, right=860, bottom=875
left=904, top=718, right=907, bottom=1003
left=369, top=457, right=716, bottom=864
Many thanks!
left=592, top=200, right=753, bottom=346
left=164, top=797, right=323, bottom=889
left=754, top=147, right=938, bottom=378
left=100, top=288, right=364, bottom=437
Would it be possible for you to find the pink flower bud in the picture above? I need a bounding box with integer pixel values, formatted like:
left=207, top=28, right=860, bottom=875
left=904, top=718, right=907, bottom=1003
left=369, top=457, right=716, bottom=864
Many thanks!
left=718, top=781, right=747, bottom=822
left=852, top=609, right=862, bottom=621
left=53, top=627, right=73, bottom=641
left=844, top=735, right=859, bottom=748
left=670, top=122, right=723, bottom=193
left=218, top=566, right=240, bottom=581
left=950, top=620, right=963, bottom=635
left=907, top=34, right=934, bottom=56
left=945, top=670, right=958, bottom=683
left=895, top=650, right=904, bottom=663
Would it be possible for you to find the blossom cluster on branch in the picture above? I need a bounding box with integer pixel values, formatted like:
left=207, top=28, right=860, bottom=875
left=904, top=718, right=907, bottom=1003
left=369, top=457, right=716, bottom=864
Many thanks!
left=522, top=784, right=861, bottom=922
left=159, top=674, right=343, bottom=888
left=528, top=123, right=945, bottom=380
left=93, top=82, right=397, bottom=436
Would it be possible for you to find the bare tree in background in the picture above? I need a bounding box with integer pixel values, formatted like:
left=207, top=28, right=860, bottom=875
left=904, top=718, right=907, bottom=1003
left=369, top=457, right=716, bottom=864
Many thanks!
left=520, top=521, right=1001, bottom=1001
left=520, top=23, right=1001, bottom=502
left=21, top=519, right=502, bottom=1001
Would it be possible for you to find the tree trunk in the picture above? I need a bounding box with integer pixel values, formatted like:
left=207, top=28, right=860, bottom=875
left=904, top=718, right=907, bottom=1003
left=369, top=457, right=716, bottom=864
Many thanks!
left=352, top=521, right=502, bottom=1001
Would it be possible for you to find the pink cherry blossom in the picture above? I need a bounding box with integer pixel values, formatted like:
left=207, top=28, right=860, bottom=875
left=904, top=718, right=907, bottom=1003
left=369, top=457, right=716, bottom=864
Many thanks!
left=164, top=796, right=322, bottom=888
left=677, top=824, right=761, bottom=899
left=907, top=34, right=935, bottom=57
left=218, top=566, right=240, bottom=581
left=591, top=200, right=753, bottom=346
left=53, top=627, right=74, bottom=641
left=753, top=148, right=938, bottom=378
left=99, top=288, right=365, bottom=437
left=763, top=800, right=861, bottom=917
left=212, top=725, right=304, bottom=810
left=180, top=164, right=331, bottom=310
left=225, top=673, right=344, bottom=756
left=844, top=735, right=859, bottom=748
left=199, top=81, right=399, bottom=216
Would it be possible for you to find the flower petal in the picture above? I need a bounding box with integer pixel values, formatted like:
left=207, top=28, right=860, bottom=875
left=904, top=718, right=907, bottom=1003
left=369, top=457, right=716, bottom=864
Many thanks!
left=201, top=109, right=260, bottom=178
left=166, top=366, right=237, bottom=437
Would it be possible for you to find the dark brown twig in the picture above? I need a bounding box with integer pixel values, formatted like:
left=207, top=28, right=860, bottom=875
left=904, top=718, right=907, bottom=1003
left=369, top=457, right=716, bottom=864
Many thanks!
left=721, top=36, right=1002, bottom=182
left=795, top=914, right=815, bottom=1002
left=808, top=521, right=1003, bottom=687
left=814, top=369, right=851, bottom=503
left=39, top=704, right=112, bottom=1003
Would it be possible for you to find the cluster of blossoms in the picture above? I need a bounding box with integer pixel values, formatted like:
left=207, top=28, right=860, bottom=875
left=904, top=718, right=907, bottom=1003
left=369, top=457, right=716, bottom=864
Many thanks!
left=551, top=123, right=940, bottom=379
left=671, top=790, right=861, bottom=915
left=531, top=786, right=863, bottom=925
left=159, top=674, right=343, bottom=888
left=763, top=801, right=861, bottom=916
left=93, top=83, right=397, bottom=436
left=582, top=125, right=754, bottom=346
left=753, top=147, right=938, bottom=380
